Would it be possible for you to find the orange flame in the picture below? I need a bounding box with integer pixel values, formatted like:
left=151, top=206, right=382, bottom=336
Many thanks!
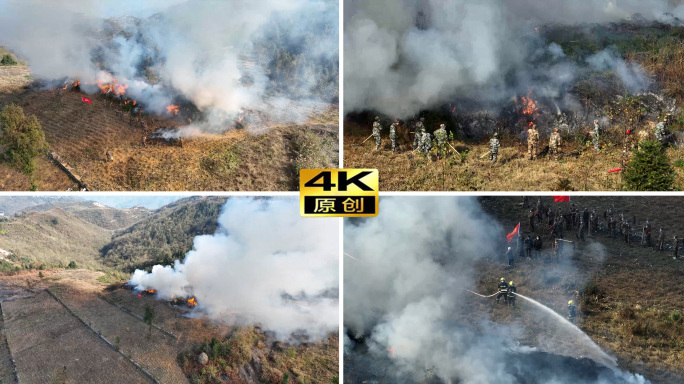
left=521, top=90, right=539, bottom=117
left=145, top=289, right=156, bottom=294
left=166, top=105, right=180, bottom=115
left=387, top=346, right=395, bottom=358
left=97, top=76, right=128, bottom=96
left=187, top=297, right=197, bottom=307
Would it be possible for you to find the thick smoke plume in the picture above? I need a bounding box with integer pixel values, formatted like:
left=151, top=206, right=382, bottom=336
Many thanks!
left=344, top=0, right=681, bottom=118
left=344, top=197, right=647, bottom=383
left=130, top=198, right=338, bottom=340
left=0, top=0, right=338, bottom=134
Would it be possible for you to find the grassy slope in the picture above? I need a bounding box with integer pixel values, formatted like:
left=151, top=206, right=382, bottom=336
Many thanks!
left=474, top=196, right=684, bottom=383
left=344, top=22, right=684, bottom=191
left=0, top=208, right=113, bottom=269
left=100, top=196, right=228, bottom=271
left=0, top=88, right=338, bottom=191
left=24, top=200, right=151, bottom=230
left=344, top=124, right=684, bottom=191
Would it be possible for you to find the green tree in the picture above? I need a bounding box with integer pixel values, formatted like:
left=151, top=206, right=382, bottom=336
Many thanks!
left=0, top=104, right=48, bottom=175
left=0, top=54, right=17, bottom=66
left=67, top=261, right=78, bottom=269
left=622, top=140, right=675, bottom=191
left=143, top=304, right=155, bottom=333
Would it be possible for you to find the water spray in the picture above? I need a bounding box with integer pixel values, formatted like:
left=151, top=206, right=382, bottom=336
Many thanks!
left=468, top=289, right=618, bottom=368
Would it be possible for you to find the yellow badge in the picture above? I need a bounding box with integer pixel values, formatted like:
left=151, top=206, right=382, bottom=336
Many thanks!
left=300, top=169, right=378, bottom=217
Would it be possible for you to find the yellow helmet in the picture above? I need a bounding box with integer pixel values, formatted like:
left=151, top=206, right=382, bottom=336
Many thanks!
left=510, top=281, right=514, bottom=285
left=500, top=277, right=505, bottom=282
left=568, top=300, right=574, bottom=305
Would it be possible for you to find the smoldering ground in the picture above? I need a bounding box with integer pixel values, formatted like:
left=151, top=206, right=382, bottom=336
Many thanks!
left=344, top=197, right=648, bottom=383
left=130, top=198, right=339, bottom=341
left=0, top=0, right=338, bottom=135
left=344, top=0, right=682, bottom=120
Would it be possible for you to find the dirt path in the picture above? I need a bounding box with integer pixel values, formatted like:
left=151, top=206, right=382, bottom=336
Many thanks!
left=3, top=291, right=151, bottom=384
left=0, top=303, right=17, bottom=384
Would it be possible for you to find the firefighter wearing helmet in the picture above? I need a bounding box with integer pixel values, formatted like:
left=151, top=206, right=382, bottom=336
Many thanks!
left=507, top=281, right=517, bottom=307
left=496, top=278, right=509, bottom=304
left=568, top=300, right=577, bottom=323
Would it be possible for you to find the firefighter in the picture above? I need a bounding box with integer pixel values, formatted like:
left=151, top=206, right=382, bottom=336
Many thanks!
left=528, top=209, right=535, bottom=232
left=656, top=228, right=664, bottom=251
left=372, top=116, right=382, bottom=150
left=568, top=300, right=577, bottom=323
left=674, top=235, right=680, bottom=259
left=548, top=127, right=561, bottom=160
left=489, top=132, right=501, bottom=163
left=413, top=117, right=426, bottom=149
left=524, top=235, right=533, bottom=258
left=389, top=119, right=399, bottom=153
left=533, top=236, right=542, bottom=258
left=105, top=150, right=113, bottom=163
left=527, top=124, right=539, bottom=160
left=593, top=120, right=600, bottom=151
left=506, top=246, right=514, bottom=267
left=496, top=278, right=509, bottom=304
left=507, top=281, right=517, bottom=307
left=643, top=220, right=652, bottom=247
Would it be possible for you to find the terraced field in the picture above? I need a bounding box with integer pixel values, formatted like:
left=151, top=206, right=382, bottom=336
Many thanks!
left=3, top=291, right=151, bottom=384
left=0, top=86, right=338, bottom=191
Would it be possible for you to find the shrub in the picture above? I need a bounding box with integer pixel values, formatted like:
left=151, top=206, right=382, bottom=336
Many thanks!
left=143, top=304, right=155, bottom=332
left=0, top=54, right=17, bottom=66
left=67, top=260, right=78, bottom=269
left=0, top=104, right=48, bottom=176
left=622, top=140, right=675, bottom=191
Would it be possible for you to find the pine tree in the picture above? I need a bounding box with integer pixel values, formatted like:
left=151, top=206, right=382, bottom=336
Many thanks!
left=0, top=104, right=47, bottom=175
left=622, top=140, right=675, bottom=191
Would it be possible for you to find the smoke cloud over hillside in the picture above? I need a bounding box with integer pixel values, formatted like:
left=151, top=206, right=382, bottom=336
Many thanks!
left=344, top=0, right=680, bottom=118
left=0, top=0, right=338, bottom=132
left=131, top=198, right=339, bottom=340
left=344, top=197, right=647, bottom=383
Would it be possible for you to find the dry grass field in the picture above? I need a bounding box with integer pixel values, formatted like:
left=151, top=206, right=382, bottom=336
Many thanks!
left=344, top=122, right=684, bottom=191
left=469, top=196, right=684, bottom=383
left=0, top=268, right=338, bottom=383
left=3, top=290, right=151, bottom=383
left=0, top=76, right=338, bottom=191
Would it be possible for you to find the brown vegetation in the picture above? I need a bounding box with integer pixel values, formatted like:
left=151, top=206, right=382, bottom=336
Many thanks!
left=344, top=122, right=684, bottom=191
left=471, top=196, right=684, bottom=383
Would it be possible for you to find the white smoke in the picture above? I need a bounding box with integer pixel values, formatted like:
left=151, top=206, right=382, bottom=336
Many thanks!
left=0, top=0, right=338, bottom=132
left=344, top=0, right=672, bottom=118
left=130, top=198, right=339, bottom=340
left=344, top=197, right=649, bottom=383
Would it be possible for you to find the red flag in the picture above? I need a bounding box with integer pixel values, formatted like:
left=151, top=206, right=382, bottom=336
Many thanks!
left=608, top=168, right=622, bottom=173
left=553, top=196, right=570, bottom=202
left=81, top=97, right=92, bottom=104
left=506, top=222, right=520, bottom=243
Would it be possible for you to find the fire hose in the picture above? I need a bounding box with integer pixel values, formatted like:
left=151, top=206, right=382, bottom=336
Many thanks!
left=466, top=289, right=499, bottom=298
left=344, top=252, right=362, bottom=261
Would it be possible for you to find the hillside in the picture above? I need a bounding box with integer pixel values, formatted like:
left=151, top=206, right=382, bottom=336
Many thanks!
left=0, top=208, right=112, bottom=270
left=24, top=200, right=151, bottom=230
left=0, top=196, right=228, bottom=274
left=344, top=20, right=684, bottom=191
left=474, top=196, right=684, bottom=383
left=0, top=196, right=82, bottom=216
left=101, top=196, right=228, bottom=272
